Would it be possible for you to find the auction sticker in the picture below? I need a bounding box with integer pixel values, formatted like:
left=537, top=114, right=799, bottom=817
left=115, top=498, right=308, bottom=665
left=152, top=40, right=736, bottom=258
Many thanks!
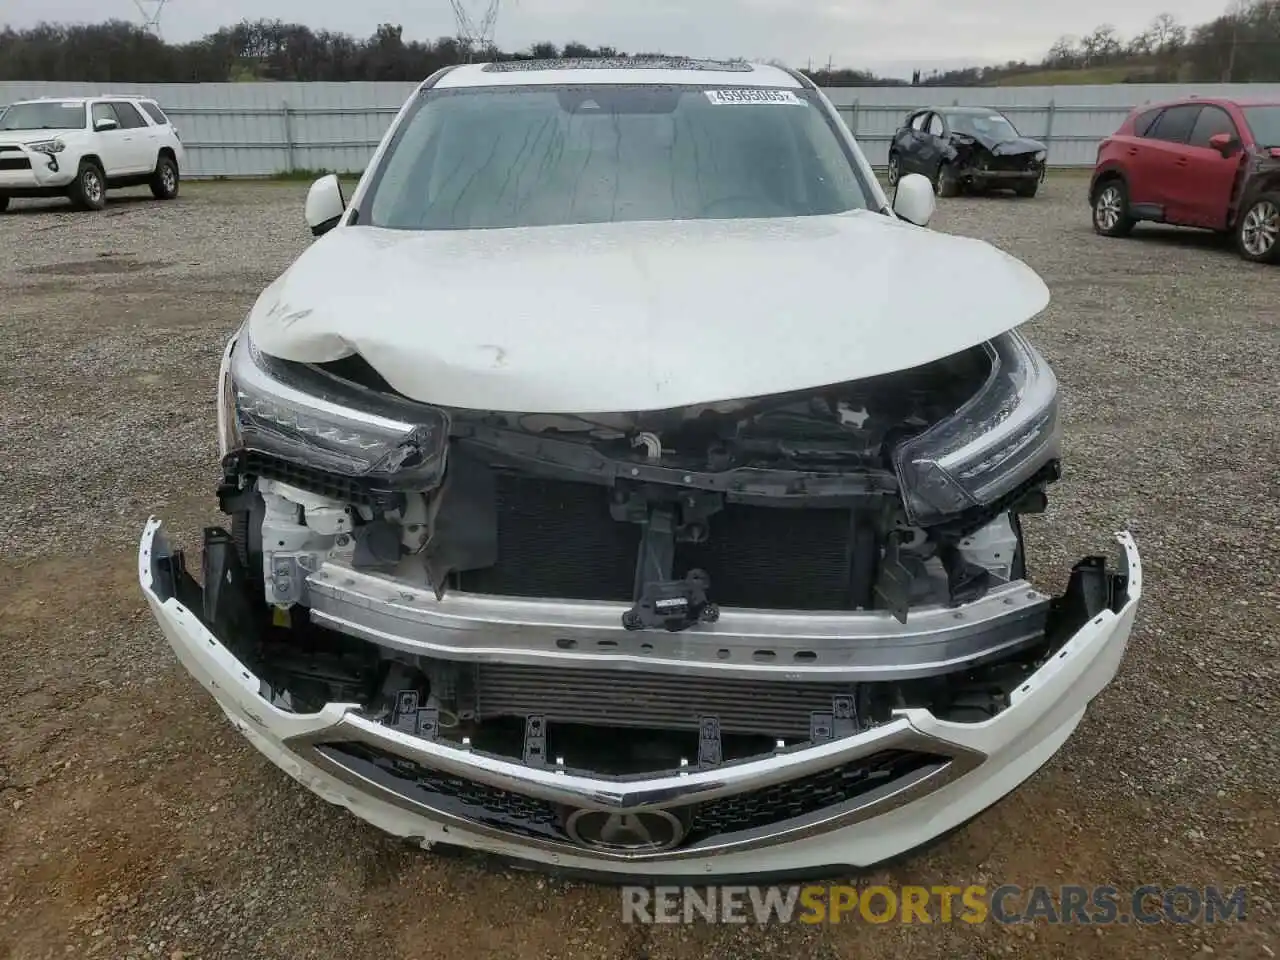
left=705, top=88, right=804, bottom=106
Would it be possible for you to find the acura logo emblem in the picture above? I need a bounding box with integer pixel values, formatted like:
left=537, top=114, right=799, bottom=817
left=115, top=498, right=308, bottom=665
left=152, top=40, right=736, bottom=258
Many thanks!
left=563, top=808, right=686, bottom=853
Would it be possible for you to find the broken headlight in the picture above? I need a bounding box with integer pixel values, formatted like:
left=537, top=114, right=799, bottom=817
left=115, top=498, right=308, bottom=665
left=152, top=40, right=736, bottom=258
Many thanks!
left=219, top=327, right=448, bottom=485
left=893, top=330, right=1060, bottom=526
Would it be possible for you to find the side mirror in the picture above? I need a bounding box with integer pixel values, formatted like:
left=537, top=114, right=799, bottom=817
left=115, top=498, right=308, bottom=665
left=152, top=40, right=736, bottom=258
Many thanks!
left=1207, top=132, right=1238, bottom=157
left=305, top=173, right=346, bottom=237
left=94, top=118, right=118, bottom=132
left=892, top=172, right=936, bottom=227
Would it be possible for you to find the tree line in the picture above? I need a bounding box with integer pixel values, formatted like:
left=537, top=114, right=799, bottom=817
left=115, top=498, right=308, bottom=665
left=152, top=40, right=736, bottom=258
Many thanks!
left=918, top=1, right=1280, bottom=84
left=1, top=3, right=1278, bottom=87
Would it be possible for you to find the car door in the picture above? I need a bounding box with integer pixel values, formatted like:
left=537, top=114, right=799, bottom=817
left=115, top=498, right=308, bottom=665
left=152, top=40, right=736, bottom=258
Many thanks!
left=1171, top=104, right=1246, bottom=230
left=89, top=102, right=131, bottom=176
left=1139, top=104, right=1202, bottom=222
left=1117, top=107, right=1166, bottom=207
left=106, top=100, right=155, bottom=173
left=921, top=112, right=951, bottom=176
left=896, top=111, right=930, bottom=174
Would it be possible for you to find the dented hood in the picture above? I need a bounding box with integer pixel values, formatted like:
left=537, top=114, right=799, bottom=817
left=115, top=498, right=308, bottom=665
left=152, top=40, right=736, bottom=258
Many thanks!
left=248, top=211, right=1049, bottom=414
left=977, top=135, right=1046, bottom=157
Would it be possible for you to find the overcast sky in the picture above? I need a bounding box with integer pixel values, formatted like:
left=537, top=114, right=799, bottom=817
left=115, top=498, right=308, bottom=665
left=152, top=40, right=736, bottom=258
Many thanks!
left=4, top=0, right=1235, bottom=78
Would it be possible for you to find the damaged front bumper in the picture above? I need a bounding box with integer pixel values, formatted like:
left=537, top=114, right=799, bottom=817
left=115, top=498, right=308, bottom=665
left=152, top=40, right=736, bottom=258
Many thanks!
left=139, top=517, right=1141, bottom=877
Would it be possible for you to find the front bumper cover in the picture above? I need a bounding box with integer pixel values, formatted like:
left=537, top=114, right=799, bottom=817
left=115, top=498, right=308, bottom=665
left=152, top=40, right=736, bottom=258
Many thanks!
left=0, top=147, right=76, bottom=192
left=138, top=517, right=1142, bottom=878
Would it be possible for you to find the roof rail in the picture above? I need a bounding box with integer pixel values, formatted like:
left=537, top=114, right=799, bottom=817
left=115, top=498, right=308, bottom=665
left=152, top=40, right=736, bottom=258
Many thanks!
left=779, top=64, right=819, bottom=89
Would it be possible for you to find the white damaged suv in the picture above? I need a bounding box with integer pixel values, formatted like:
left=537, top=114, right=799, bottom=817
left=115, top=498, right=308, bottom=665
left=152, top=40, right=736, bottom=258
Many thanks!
left=139, top=58, right=1142, bottom=880
left=0, top=95, right=183, bottom=212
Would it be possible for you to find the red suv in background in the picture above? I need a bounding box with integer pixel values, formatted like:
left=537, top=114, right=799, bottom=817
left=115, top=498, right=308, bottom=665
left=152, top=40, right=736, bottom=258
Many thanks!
left=1089, top=97, right=1280, bottom=263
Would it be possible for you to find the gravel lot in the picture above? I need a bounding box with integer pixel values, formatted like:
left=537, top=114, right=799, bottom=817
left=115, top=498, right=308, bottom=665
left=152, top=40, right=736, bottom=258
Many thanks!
left=0, top=176, right=1277, bottom=960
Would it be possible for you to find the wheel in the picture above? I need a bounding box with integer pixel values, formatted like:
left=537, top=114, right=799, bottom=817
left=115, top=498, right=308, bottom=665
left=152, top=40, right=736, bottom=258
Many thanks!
left=1092, top=178, right=1134, bottom=238
left=1014, top=179, right=1039, bottom=198
left=886, top=152, right=901, bottom=188
left=150, top=154, right=179, bottom=200
left=935, top=162, right=959, bottom=198
left=0, top=195, right=9, bottom=213
left=69, top=160, right=106, bottom=211
left=1236, top=193, right=1280, bottom=264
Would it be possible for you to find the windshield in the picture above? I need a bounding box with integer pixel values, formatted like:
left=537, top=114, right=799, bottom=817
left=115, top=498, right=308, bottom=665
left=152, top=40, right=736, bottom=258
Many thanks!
left=362, top=84, right=873, bottom=230
left=1243, top=105, right=1280, bottom=148
left=947, top=112, right=1020, bottom=141
left=0, top=101, right=86, bottom=132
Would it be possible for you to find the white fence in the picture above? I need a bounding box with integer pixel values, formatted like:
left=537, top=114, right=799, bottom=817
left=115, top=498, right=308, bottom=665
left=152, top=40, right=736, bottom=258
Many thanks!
left=4, top=79, right=1279, bottom=178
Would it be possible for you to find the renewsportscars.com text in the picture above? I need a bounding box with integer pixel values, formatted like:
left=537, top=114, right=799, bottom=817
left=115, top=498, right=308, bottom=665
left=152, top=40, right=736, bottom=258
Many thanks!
left=621, top=884, right=1249, bottom=925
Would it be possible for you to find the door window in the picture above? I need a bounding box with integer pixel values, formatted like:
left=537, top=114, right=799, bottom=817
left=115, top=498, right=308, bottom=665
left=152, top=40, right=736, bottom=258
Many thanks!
left=91, top=102, right=120, bottom=129
left=909, top=112, right=927, bottom=132
left=1148, top=104, right=1202, bottom=144
left=139, top=101, right=169, bottom=125
left=926, top=113, right=945, bottom=137
left=1134, top=108, right=1163, bottom=137
left=107, top=101, right=148, bottom=129
left=1187, top=105, right=1238, bottom=148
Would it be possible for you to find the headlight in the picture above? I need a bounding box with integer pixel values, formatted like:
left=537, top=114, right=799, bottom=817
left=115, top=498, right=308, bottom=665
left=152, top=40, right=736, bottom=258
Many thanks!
left=1035, top=150, right=1047, bottom=162
left=222, top=327, right=448, bottom=485
left=893, top=330, right=1060, bottom=526
left=25, top=139, right=65, bottom=154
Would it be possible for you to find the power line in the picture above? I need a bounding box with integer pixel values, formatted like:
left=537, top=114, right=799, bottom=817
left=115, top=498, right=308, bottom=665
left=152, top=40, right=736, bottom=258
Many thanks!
left=450, top=0, right=502, bottom=58
left=133, top=0, right=171, bottom=38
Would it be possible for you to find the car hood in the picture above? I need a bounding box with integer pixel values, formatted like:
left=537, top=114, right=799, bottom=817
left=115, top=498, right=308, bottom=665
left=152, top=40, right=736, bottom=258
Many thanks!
left=969, top=134, right=1046, bottom=156
left=247, top=211, right=1050, bottom=414
left=0, top=127, right=77, bottom=142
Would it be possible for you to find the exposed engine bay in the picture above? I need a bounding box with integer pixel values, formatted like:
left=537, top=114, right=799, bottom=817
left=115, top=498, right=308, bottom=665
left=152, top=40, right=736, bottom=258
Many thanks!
left=187, top=322, right=1087, bottom=779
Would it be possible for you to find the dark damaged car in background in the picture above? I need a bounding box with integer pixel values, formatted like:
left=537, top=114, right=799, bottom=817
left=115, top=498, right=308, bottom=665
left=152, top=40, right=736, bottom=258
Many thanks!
left=888, top=105, right=1048, bottom=198
left=139, top=58, right=1142, bottom=879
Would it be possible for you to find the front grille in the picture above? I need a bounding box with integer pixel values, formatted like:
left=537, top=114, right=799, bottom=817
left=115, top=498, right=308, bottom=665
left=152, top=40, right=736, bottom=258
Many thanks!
left=454, top=473, right=864, bottom=609
left=0, top=156, right=31, bottom=170
left=316, top=741, right=565, bottom=840
left=688, top=749, right=947, bottom=841
left=316, top=740, right=948, bottom=850
left=986, top=154, right=1039, bottom=172
left=474, top=663, right=857, bottom=739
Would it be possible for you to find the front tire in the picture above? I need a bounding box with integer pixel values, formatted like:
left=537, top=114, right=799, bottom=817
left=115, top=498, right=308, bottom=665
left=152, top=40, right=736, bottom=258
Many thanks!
left=150, top=154, right=179, bottom=200
left=70, top=161, right=106, bottom=211
left=1092, top=178, right=1133, bottom=238
left=0, top=194, right=9, bottom=213
left=1236, top=193, right=1280, bottom=264
left=935, top=162, right=959, bottom=198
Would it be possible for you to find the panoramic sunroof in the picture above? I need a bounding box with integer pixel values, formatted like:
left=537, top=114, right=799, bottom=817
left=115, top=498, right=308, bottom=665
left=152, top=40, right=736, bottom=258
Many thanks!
left=482, top=57, right=756, bottom=73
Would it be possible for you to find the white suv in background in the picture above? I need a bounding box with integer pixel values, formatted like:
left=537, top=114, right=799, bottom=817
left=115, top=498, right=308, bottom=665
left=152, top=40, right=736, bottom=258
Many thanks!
left=0, top=95, right=184, bottom=212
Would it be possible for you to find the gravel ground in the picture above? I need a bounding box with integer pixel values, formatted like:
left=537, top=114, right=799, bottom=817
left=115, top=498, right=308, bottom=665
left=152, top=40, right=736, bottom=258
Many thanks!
left=0, top=176, right=1277, bottom=960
